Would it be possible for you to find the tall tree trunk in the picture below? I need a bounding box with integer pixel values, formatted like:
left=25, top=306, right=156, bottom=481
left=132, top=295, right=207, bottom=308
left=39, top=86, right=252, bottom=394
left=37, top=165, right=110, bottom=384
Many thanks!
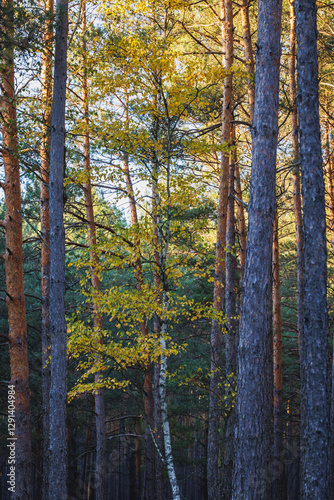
left=153, top=361, right=165, bottom=500
left=232, top=0, right=282, bottom=497
left=295, top=1, right=330, bottom=497
left=48, top=0, right=68, bottom=498
left=272, top=212, right=287, bottom=500
left=81, top=5, right=106, bottom=499
left=159, top=290, right=180, bottom=500
left=289, top=0, right=305, bottom=424
left=326, top=125, right=334, bottom=497
left=207, top=0, right=233, bottom=496
left=324, top=118, right=334, bottom=264
left=151, top=157, right=180, bottom=499
left=222, top=125, right=237, bottom=500
left=40, top=1, right=54, bottom=498
left=0, top=1, right=32, bottom=498
left=234, top=161, right=246, bottom=284
left=240, top=0, right=255, bottom=123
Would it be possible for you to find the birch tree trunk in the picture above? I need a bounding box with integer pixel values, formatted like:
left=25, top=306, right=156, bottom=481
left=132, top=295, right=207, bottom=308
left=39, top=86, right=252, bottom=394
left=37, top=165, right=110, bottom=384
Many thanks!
left=81, top=4, right=106, bottom=498
left=207, top=1, right=233, bottom=496
left=295, top=1, right=330, bottom=497
left=158, top=290, right=180, bottom=500
left=40, top=1, right=53, bottom=497
left=232, top=0, right=282, bottom=497
left=48, top=0, right=68, bottom=498
left=0, top=1, right=32, bottom=497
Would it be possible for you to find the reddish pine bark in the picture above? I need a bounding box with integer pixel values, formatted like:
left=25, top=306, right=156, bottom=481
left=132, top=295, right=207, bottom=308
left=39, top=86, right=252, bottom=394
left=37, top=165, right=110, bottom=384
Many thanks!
left=0, top=2, right=32, bottom=497
left=295, top=0, right=330, bottom=497
left=39, top=1, right=53, bottom=497
left=240, top=0, right=255, bottom=123
left=207, top=1, right=233, bottom=497
left=232, top=0, right=282, bottom=497
left=234, top=161, right=246, bottom=284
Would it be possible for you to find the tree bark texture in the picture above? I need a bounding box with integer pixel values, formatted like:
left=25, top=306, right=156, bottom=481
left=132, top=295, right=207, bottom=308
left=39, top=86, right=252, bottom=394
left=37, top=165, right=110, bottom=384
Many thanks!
left=326, top=128, right=334, bottom=497
left=159, top=291, right=180, bottom=500
left=232, top=1, right=282, bottom=497
left=272, top=213, right=287, bottom=500
left=289, top=0, right=305, bottom=374
left=81, top=5, right=106, bottom=498
left=324, top=119, right=334, bottom=262
left=48, top=0, right=68, bottom=498
left=207, top=1, right=233, bottom=497
left=295, top=0, right=330, bottom=497
left=222, top=125, right=237, bottom=500
left=0, top=2, right=32, bottom=497
left=234, top=161, right=246, bottom=284
left=40, top=1, right=53, bottom=498
left=240, top=0, right=255, bottom=124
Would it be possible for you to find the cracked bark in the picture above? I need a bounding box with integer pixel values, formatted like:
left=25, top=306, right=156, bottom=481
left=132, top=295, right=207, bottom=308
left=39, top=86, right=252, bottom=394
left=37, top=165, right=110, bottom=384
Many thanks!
left=1, top=1, right=32, bottom=498
left=295, top=1, right=330, bottom=497
left=232, top=0, right=282, bottom=496
left=48, top=0, right=68, bottom=498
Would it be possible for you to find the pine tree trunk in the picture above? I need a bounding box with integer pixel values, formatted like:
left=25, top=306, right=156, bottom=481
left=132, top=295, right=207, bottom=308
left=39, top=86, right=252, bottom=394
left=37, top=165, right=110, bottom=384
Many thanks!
left=222, top=125, right=237, bottom=499
left=232, top=0, right=282, bottom=497
left=234, top=161, right=246, bottom=284
left=240, top=0, right=255, bottom=123
left=295, top=1, right=330, bottom=497
left=272, top=212, right=287, bottom=500
left=0, top=1, right=32, bottom=497
left=289, top=0, right=305, bottom=388
left=40, top=1, right=54, bottom=497
left=207, top=1, right=233, bottom=496
left=325, top=126, right=334, bottom=497
left=48, top=0, right=68, bottom=498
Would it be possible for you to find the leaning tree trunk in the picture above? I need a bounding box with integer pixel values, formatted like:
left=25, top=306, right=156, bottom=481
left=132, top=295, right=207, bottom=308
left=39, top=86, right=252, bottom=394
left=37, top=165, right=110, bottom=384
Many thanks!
left=207, top=1, right=233, bottom=496
left=272, top=212, right=287, bottom=500
left=48, top=0, right=68, bottom=498
left=40, top=1, right=54, bottom=498
left=0, top=1, right=32, bottom=498
left=232, top=0, right=282, bottom=497
left=295, top=0, right=330, bottom=497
